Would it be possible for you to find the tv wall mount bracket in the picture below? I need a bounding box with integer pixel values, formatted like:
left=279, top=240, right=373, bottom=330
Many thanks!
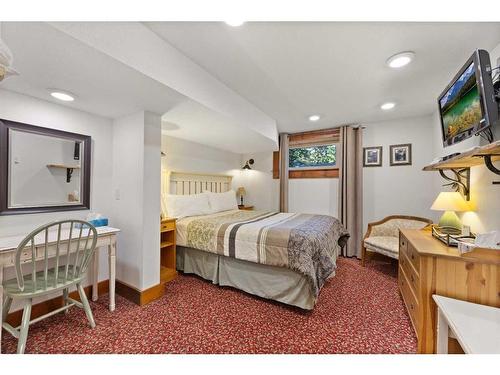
left=438, top=168, right=470, bottom=200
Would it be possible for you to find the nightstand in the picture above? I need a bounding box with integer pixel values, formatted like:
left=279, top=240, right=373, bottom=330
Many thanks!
left=160, top=218, right=177, bottom=284
left=238, top=205, right=254, bottom=211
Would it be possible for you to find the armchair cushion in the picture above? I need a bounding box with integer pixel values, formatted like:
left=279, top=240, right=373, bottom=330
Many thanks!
left=364, top=236, right=399, bottom=259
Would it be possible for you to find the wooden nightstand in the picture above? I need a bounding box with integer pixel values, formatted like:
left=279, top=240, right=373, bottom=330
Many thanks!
left=238, top=205, right=254, bottom=211
left=160, top=218, right=177, bottom=284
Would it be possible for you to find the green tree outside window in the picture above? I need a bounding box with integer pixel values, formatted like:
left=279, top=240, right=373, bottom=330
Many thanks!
left=289, top=144, right=337, bottom=168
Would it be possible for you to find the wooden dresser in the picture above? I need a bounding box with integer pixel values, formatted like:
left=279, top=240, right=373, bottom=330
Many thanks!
left=398, top=228, right=500, bottom=354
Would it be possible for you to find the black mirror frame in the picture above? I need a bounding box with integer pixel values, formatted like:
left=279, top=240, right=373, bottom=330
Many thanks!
left=0, top=118, right=91, bottom=215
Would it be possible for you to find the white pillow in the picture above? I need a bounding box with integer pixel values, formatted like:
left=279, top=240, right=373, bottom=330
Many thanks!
left=165, top=193, right=212, bottom=219
left=205, top=190, right=238, bottom=213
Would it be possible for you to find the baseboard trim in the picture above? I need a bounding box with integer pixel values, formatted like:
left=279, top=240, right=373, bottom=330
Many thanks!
left=115, top=280, right=164, bottom=306
left=6, top=280, right=109, bottom=327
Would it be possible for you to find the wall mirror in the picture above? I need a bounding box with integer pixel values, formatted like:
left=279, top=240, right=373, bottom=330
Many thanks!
left=0, top=119, right=91, bottom=215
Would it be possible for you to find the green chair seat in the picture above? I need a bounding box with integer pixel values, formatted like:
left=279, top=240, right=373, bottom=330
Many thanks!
left=3, top=266, right=85, bottom=298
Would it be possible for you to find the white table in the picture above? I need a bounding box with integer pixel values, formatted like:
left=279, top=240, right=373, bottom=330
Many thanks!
left=0, top=226, right=119, bottom=354
left=433, top=295, right=500, bottom=354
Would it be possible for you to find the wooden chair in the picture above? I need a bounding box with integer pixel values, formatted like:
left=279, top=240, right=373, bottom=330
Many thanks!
left=361, top=215, right=432, bottom=266
left=1, top=220, right=98, bottom=354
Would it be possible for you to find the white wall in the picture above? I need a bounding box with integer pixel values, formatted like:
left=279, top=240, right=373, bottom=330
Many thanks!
left=237, top=152, right=279, bottom=211
left=0, top=89, right=113, bottom=308
left=161, top=134, right=243, bottom=186
left=363, top=115, right=440, bottom=230
left=289, top=179, right=338, bottom=216
left=141, top=113, right=162, bottom=289
left=160, top=140, right=280, bottom=211
left=112, top=111, right=161, bottom=291
left=238, top=151, right=338, bottom=215
left=242, top=116, right=442, bottom=231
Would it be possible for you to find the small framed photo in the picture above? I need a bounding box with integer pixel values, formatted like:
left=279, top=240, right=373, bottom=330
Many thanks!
left=363, top=146, right=382, bottom=167
left=390, top=143, right=412, bottom=166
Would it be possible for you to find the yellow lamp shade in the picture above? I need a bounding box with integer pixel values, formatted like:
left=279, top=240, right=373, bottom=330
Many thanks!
left=237, top=187, right=246, bottom=196
left=430, top=192, right=471, bottom=212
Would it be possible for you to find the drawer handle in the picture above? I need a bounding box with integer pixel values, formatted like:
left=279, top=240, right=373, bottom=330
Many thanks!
left=410, top=303, right=414, bottom=310
left=401, top=241, right=405, bottom=246
left=411, top=254, right=415, bottom=260
left=410, top=275, right=414, bottom=282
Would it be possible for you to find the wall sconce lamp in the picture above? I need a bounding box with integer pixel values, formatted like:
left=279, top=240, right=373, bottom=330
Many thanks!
left=242, top=158, right=254, bottom=170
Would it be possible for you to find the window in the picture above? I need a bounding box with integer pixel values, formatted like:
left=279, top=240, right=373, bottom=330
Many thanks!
left=289, top=144, right=337, bottom=170
left=272, top=128, right=340, bottom=179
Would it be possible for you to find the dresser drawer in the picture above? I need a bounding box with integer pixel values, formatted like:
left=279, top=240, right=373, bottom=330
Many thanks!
left=405, top=242, right=420, bottom=272
left=161, top=220, right=176, bottom=232
left=399, top=265, right=419, bottom=334
left=400, top=252, right=419, bottom=295
left=399, top=232, right=408, bottom=256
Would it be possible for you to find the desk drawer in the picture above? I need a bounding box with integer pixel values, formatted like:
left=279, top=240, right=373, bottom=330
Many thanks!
left=161, top=221, right=175, bottom=232
left=400, top=252, right=419, bottom=295
left=399, top=265, right=419, bottom=334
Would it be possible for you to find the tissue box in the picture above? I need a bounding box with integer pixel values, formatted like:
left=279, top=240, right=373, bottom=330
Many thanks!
left=76, top=218, right=108, bottom=228
left=90, top=218, right=108, bottom=227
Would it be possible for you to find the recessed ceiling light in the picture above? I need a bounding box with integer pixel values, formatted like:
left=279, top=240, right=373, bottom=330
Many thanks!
left=308, top=115, right=321, bottom=122
left=50, top=90, right=75, bottom=102
left=380, top=102, right=396, bottom=110
left=225, top=20, right=245, bottom=27
left=386, top=51, right=415, bottom=69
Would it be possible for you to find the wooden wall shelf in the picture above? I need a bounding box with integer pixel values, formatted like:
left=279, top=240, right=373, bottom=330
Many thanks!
left=423, top=140, right=500, bottom=171
left=47, top=164, right=81, bottom=169
left=47, top=164, right=81, bottom=183
left=423, top=140, right=500, bottom=196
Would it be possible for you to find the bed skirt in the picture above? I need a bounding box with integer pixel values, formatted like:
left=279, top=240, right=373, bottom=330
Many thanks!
left=176, top=246, right=325, bottom=310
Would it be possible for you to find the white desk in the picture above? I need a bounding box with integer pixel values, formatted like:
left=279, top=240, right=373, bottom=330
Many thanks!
left=0, top=226, right=119, bottom=354
left=433, top=295, right=500, bottom=354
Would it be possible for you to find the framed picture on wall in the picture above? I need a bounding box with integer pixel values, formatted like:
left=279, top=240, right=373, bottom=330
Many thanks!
left=390, top=143, right=412, bottom=166
left=363, top=146, right=382, bottom=167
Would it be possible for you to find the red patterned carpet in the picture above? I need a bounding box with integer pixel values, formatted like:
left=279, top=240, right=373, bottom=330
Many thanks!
left=1, top=257, right=417, bottom=354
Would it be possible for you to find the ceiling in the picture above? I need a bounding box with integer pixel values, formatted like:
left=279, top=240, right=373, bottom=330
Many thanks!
left=2, top=22, right=500, bottom=154
left=147, top=22, right=500, bottom=133
left=161, top=100, right=277, bottom=153
left=0, top=22, right=277, bottom=153
left=1, top=22, right=188, bottom=119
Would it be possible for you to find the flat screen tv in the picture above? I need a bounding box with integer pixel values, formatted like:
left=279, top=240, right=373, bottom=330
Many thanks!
left=438, top=49, right=498, bottom=148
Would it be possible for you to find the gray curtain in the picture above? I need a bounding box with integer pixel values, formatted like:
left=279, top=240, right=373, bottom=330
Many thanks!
left=279, top=133, right=289, bottom=212
left=338, top=126, right=363, bottom=258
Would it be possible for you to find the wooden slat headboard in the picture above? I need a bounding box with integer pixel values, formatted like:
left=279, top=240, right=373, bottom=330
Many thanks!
left=169, top=171, right=233, bottom=195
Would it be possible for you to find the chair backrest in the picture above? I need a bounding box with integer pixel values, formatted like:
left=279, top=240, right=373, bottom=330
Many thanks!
left=14, top=220, right=98, bottom=293
left=369, top=216, right=432, bottom=238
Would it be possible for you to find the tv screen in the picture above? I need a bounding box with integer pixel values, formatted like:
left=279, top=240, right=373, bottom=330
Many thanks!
left=439, top=62, right=482, bottom=146
left=438, top=49, right=498, bottom=148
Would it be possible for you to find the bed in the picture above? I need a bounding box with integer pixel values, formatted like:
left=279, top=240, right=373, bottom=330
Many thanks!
left=163, top=172, right=349, bottom=310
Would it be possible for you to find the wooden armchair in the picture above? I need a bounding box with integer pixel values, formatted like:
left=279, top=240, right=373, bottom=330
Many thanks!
left=361, top=215, right=432, bottom=266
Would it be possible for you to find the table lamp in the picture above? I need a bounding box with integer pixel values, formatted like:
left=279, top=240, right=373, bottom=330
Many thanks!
left=430, top=192, right=471, bottom=234
left=237, top=187, right=246, bottom=206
